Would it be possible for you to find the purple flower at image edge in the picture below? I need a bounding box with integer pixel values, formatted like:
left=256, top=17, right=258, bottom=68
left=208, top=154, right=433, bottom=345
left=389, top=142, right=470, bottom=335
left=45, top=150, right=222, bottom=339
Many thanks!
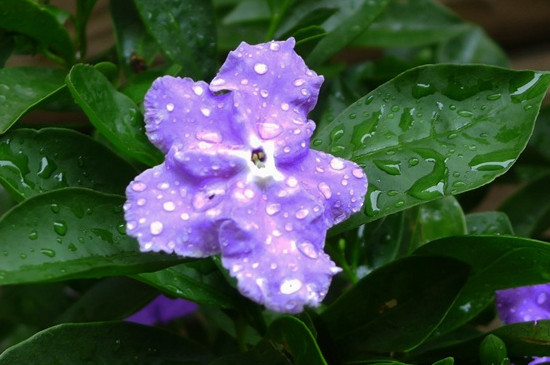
left=126, top=295, right=198, bottom=326
left=496, top=283, right=550, bottom=364
left=123, top=38, right=368, bottom=313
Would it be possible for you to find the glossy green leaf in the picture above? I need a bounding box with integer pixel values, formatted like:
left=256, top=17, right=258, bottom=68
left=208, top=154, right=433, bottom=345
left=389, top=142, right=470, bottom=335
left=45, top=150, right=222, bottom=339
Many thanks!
left=74, top=0, right=98, bottom=56
left=415, top=236, right=550, bottom=337
left=55, top=277, right=159, bottom=323
left=0, top=321, right=213, bottom=364
left=110, top=0, right=159, bottom=75
left=0, top=128, right=137, bottom=201
left=529, top=105, right=550, bottom=163
left=436, top=26, right=510, bottom=68
left=500, top=173, right=550, bottom=238
left=416, top=321, right=550, bottom=361
left=209, top=340, right=292, bottom=365
left=432, top=358, right=454, bottom=365
left=314, top=65, right=550, bottom=230
left=223, top=0, right=269, bottom=24
left=0, top=34, right=14, bottom=67
left=351, top=0, right=469, bottom=47
left=134, top=0, right=217, bottom=79
left=66, top=64, right=163, bottom=166
left=320, top=256, right=469, bottom=354
left=0, top=67, right=66, bottom=134
left=266, top=316, right=327, bottom=365
left=0, top=188, right=182, bottom=285
left=136, top=259, right=242, bottom=309
left=306, top=0, right=390, bottom=66
left=0, top=0, right=75, bottom=64
left=410, top=196, right=466, bottom=248
left=479, top=334, right=508, bottom=365
left=466, top=212, right=514, bottom=235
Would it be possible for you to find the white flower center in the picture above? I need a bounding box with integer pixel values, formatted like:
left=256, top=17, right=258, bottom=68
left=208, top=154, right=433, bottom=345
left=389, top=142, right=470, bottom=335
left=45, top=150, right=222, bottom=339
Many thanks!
left=245, top=135, right=284, bottom=183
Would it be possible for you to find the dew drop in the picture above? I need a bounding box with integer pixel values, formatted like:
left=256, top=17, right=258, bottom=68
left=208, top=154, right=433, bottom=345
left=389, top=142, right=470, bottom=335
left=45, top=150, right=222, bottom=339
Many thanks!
left=132, top=182, right=147, bottom=192
left=50, top=203, right=60, bottom=213
left=68, top=243, right=78, bottom=252
left=294, top=79, right=305, bottom=87
left=192, top=85, right=204, bottom=96
left=281, top=102, right=290, bottom=111
left=298, top=242, right=318, bottom=259
left=537, top=292, right=547, bottom=304
left=286, top=176, right=298, bottom=187
left=318, top=182, right=332, bottom=199
left=295, top=208, right=309, bottom=219
left=116, top=224, right=126, bottom=234
left=254, top=63, right=268, bottom=74
left=266, top=203, right=281, bottom=215
left=53, top=221, right=67, bottom=236
left=260, top=89, right=269, bottom=98
left=270, top=42, right=280, bottom=51
left=330, top=158, right=345, bottom=170
left=150, top=221, right=163, bottom=235
left=40, top=248, right=56, bottom=258
left=200, top=107, right=211, bottom=117
left=312, top=139, right=322, bottom=146
left=196, top=131, right=222, bottom=143
left=409, top=158, right=419, bottom=166
left=163, top=201, right=176, bottom=212
left=28, top=230, right=38, bottom=240
left=166, top=103, right=174, bottom=112
left=352, top=168, right=364, bottom=178
left=180, top=213, right=190, bottom=221
left=280, top=278, right=302, bottom=294
left=458, top=110, right=473, bottom=118
left=257, top=123, right=282, bottom=139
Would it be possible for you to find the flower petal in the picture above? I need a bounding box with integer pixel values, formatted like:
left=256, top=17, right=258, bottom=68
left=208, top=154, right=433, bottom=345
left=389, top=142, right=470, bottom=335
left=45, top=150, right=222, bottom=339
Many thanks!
left=496, top=283, right=550, bottom=324
left=219, top=179, right=339, bottom=313
left=124, top=163, right=226, bottom=257
left=210, top=38, right=323, bottom=164
left=144, top=76, right=245, bottom=153
left=280, top=150, right=368, bottom=226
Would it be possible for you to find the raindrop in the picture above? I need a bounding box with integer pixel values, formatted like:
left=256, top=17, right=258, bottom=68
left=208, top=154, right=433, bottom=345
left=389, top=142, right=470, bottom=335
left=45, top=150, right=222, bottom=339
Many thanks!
left=200, top=107, right=211, bottom=117
left=163, top=201, right=176, bottom=212
left=486, top=93, right=502, bottom=101
left=28, top=230, right=38, bottom=240
left=40, top=248, right=56, bottom=258
left=457, top=110, right=473, bottom=118
left=330, top=127, right=344, bottom=143
left=295, top=208, right=309, bottom=219
left=311, top=139, right=322, bottom=146
left=294, top=79, right=305, bottom=87
left=265, top=203, right=281, bottom=215
left=50, top=203, right=60, bottom=213
left=318, top=182, right=332, bottom=199
left=409, top=158, right=419, bottom=166
left=330, top=158, right=345, bottom=170
left=37, top=156, right=57, bottom=178
left=196, top=131, right=222, bottom=143
left=68, top=243, right=78, bottom=252
left=132, top=182, right=147, bottom=192
left=254, top=63, right=268, bottom=74
left=257, top=123, right=282, bottom=139
left=352, top=168, right=364, bottom=178
left=116, top=224, right=126, bottom=234
left=280, top=278, right=302, bottom=294
left=298, top=242, right=318, bottom=259
left=20, top=253, right=27, bottom=259
left=166, top=103, right=175, bottom=112
left=53, top=221, right=67, bottom=236
left=150, top=221, right=163, bottom=235
left=192, top=85, right=204, bottom=96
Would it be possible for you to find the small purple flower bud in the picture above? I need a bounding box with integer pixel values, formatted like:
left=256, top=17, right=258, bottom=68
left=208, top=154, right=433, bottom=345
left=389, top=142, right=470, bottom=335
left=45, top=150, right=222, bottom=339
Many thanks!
left=496, top=283, right=550, bottom=324
left=126, top=295, right=198, bottom=325
left=124, top=38, right=368, bottom=313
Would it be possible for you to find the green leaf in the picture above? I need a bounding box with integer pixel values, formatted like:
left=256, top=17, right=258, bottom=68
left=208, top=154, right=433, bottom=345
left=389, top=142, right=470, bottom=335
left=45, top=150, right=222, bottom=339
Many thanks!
left=55, top=277, right=159, bottom=323
left=223, top=0, right=270, bottom=24
left=415, top=236, right=550, bottom=337
left=500, top=173, right=550, bottom=237
left=110, top=0, right=159, bottom=75
left=479, top=334, right=508, bottom=365
left=432, top=358, right=454, bottom=365
left=0, top=0, right=75, bottom=64
left=66, top=64, right=163, bottom=166
left=209, top=340, right=292, bottom=365
left=351, top=0, right=469, bottom=47
left=134, top=0, right=217, bottom=79
left=0, top=67, right=66, bottom=134
left=529, top=105, right=550, bottom=163
left=0, top=188, right=182, bottom=285
left=74, top=0, right=98, bottom=57
left=0, top=128, right=137, bottom=201
left=320, top=256, right=469, bottom=355
left=0, top=321, right=213, bottom=364
left=0, top=34, right=14, bottom=67
left=436, top=26, right=510, bottom=68
left=266, top=316, right=328, bottom=365
left=306, top=0, right=391, bottom=66
left=136, top=259, right=242, bottom=308
left=410, top=196, right=466, bottom=248
left=362, top=212, right=406, bottom=270
left=466, top=212, right=514, bottom=235
left=314, top=65, right=550, bottom=231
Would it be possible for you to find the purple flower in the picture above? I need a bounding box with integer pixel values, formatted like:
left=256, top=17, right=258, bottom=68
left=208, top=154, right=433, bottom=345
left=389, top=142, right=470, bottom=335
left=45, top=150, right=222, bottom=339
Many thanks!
left=496, top=283, right=550, bottom=324
left=126, top=295, right=198, bottom=325
left=124, top=38, right=367, bottom=313
left=496, top=284, right=550, bottom=365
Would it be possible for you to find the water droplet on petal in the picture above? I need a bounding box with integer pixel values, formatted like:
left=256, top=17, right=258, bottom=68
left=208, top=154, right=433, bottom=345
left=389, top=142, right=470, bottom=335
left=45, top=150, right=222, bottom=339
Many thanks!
left=352, top=168, right=364, bottom=178
left=211, top=78, right=225, bottom=86
left=318, top=182, right=332, bottom=199
left=132, top=182, right=147, bottom=192
left=270, top=42, right=280, bottom=51
left=180, top=213, right=190, bottom=221
left=298, top=242, right=318, bottom=259
left=266, top=203, right=281, bottom=215
left=295, top=208, right=309, bottom=219
left=200, top=107, right=211, bottom=117
left=192, top=85, right=204, bottom=96
left=260, top=89, right=269, bottom=98
left=281, top=103, right=289, bottom=111
left=257, top=123, right=282, bottom=139
left=330, top=158, right=345, bottom=170
left=537, top=292, right=547, bottom=304
left=150, top=221, right=163, bottom=235
left=163, top=201, right=176, bottom=212
left=196, top=131, right=222, bottom=143
left=280, top=278, right=302, bottom=294
left=254, top=63, right=268, bottom=74
left=294, top=79, right=305, bottom=87
left=166, top=103, right=174, bottom=112
left=286, top=177, right=298, bottom=187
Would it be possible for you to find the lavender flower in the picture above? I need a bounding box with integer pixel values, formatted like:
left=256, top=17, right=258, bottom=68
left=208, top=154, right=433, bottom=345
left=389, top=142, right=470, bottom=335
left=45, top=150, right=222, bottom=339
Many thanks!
left=124, top=38, right=367, bottom=313
left=496, top=284, right=550, bottom=365
left=126, top=295, right=198, bottom=325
